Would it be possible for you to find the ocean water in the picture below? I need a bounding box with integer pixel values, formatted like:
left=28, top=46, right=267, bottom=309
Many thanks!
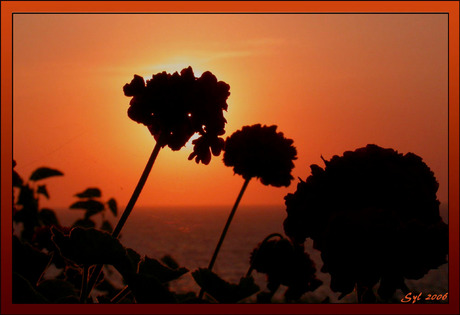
left=55, top=204, right=449, bottom=303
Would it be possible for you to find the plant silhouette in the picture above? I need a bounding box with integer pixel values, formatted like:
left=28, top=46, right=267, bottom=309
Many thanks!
left=70, top=187, right=118, bottom=232
left=13, top=163, right=195, bottom=304
left=123, top=66, right=230, bottom=164
left=13, top=161, right=63, bottom=241
left=84, top=67, right=231, bottom=300
left=12, top=70, right=448, bottom=304
left=198, top=124, right=297, bottom=299
left=247, top=233, right=322, bottom=302
left=284, top=144, right=448, bottom=302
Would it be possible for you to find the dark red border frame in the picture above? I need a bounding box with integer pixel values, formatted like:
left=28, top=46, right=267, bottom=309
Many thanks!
left=1, top=1, right=459, bottom=314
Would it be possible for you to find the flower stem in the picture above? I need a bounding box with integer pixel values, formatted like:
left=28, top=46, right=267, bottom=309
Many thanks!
left=111, top=285, right=131, bottom=303
left=85, top=140, right=163, bottom=299
left=112, top=140, right=162, bottom=238
left=198, top=177, right=251, bottom=299
left=80, top=265, right=89, bottom=303
left=35, top=254, right=53, bottom=286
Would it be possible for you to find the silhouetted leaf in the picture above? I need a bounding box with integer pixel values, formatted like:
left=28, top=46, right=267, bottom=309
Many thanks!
left=256, top=291, right=274, bottom=303
left=107, top=198, right=118, bottom=217
left=16, top=184, right=38, bottom=210
left=13, top=272, right=48, bottom=303
left=70, top=200, right=104, bottom=218
left=72, top=218, right=96, bottom=229
left=13, top=236, right=51, bottom=284
left=29, top=167, right=63, bottom=181
left=14, top=184, right=40, bottom=240
left=111, top=248, right=142, bottom=285
left=13, top=163, right=23, bottom=187
left=75, top=187, right=102, bottom=198
left=192, top=268, right=259, bottom=303
left=37, top=279, right=78, bottom=303
left=100, top=220, right=113, bottom=233
left=127, top=273, right=176, bottom=303
left=38, top=208, right=60, bottom=226
left=161, top=255, right=179, bottom=270
left=127, top=248, right=141, bottom=266
left=61, top=266, right=83, bottom=289
left=95, top=277, right=118, bottom=296
left=138, top=256, right=188, bottom=284
left=37, top=185, right=49, bottom=199
left=174, top=291, right=207, bottom=303
left=51, top=227, right=128, bottom=267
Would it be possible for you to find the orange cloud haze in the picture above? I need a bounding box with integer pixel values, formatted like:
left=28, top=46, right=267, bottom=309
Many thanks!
left=13, top=14, right=448, bottom=210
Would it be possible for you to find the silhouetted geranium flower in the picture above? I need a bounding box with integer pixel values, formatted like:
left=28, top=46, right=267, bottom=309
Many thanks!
left=198, top=126, right=296, bottom=300
left=123, top=67, right=230, bottom=165
left=250, top=237, right=322, bottom=301
left=284, top=144, right=448, bottom=301
left=223, top=124, right=297, bottom=187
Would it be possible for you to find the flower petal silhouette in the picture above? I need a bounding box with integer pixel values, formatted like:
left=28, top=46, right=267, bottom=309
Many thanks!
left=124, top=67, right=230, bottom=164
left=223, top=124, right=297, bottom=187
left=284, top=144, right=448, bottom=300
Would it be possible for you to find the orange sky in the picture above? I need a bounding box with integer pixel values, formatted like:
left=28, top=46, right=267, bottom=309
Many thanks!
left=13, top=13, right=448, bottom=210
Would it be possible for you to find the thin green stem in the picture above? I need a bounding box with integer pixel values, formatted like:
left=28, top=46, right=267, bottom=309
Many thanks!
left=198, top=177, right=251, bottom=299
left=85, top=140, right=163, bottom=300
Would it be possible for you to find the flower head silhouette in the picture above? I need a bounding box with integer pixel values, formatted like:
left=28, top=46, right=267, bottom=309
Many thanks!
left=223, top=124, right=297, bottom=187
left=81, top=67, right=231, bottom=301
left=250, top=237, right=322, bottom=301
left=284, top=144, right=448, bottom=301
left=124, top=66, right=230, bottom=165
left=198, top=125, right=297, bottom=299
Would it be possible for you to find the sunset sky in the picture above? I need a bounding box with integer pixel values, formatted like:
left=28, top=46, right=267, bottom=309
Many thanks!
left=13, top=13, right=448, bottom=210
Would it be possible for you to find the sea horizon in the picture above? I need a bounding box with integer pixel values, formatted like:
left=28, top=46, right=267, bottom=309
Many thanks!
left=45, top=203, right=449, bottom=303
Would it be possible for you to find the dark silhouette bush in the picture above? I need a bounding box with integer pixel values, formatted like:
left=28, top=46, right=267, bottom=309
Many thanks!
left=284, top=144, right=448, bottom=301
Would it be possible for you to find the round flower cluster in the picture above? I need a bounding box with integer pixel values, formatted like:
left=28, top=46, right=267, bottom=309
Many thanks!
left=284, top=144, right=448, bottom=300
left=250, top=237, right=322, bottom=301
left=223, top=124, right=297, bottom=187
left=123, top=67, right=230, bottom=165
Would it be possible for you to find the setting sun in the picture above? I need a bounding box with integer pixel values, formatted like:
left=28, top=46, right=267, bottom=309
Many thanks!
left=11, top=13, right=449, bottom=210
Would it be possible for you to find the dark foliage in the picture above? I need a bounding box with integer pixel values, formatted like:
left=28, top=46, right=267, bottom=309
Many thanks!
left=192, top=268, right=259, bottom=303
left=284, top=144, right=448, bottom=301
left=13, top=163, right=63, bottom=241
left=250, top=237, right=322, bottom=301
left=13, top=236, right=51, bottom=285
left=29, top=167, right=63, bottom=182
left=51, top=227, right=128, bottom=267
left=12, top=272, right=47, bottom=303
left=138, top=256, right=188, bottom=284
left=75, top=188, right=102, bottom=198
